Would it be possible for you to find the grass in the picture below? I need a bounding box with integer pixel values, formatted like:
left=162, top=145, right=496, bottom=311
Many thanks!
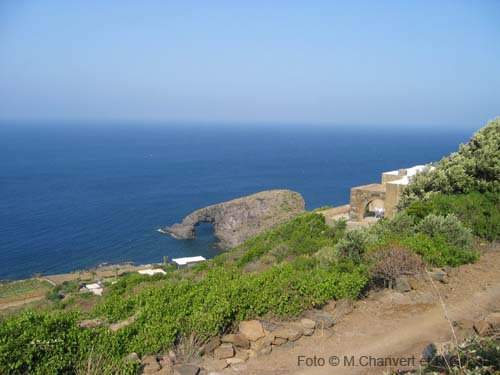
left=0, top=279, right=52, bottom=299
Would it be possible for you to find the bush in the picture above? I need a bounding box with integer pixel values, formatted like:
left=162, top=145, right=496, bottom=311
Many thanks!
left=401, top=117, right=500, bottom=206
left=366, top=247, right=423, bottom=287
left=402, top=233, right=478, bottom=267
left=236, top=212, right=345, bottom=266
left=417, top=214, right=472, bottom=250
left=0, top=259, right=369, bottom=374
left=335, top=229, right=370, bottom=263
left=406, top=192, right=500, bottom=241
left=425, top=335, right=500, bottom=374
left=369, top=212, right=416, bottom=243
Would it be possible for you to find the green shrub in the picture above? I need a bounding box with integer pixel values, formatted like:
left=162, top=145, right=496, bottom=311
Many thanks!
left=406, top=192, right=500, bottom=241
left=401, top=117, right=500, bottom=206
left=236, top=213, right=345, bottom=266
left=335, top=229, right=370, bottom=263
left=369, top=212, right=416, bottom=244
left=417, top=214, right=473, bottom=250
left=402, top=233, right=478, bottom=267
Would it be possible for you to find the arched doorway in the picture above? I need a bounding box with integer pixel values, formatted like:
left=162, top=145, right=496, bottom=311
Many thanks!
left=364, top=198, right=385, bottom=218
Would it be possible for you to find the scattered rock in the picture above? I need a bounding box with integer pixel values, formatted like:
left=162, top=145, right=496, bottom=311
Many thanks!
left=202, top=358, right=228, bottom=372
left=158, top=356, right=173, bottom=372
left=474, top=320, right=492, bottom=336
left=226, top=357, right=244, bottom=365
left=322, top=300, right=337, bottom=313
left=142, top=355, right=161, bottom=373
left=239, top=320, right=265, bottom=341
left=221, top=333, right=250, bottom=349
left=272, top=337, right=287, bottom=346
left=78, top=319, right=105, bottom=329
left=214, top=343, right=235, bottom=359
left=273, top=327, right=303, bottom=342
left=235, top=350, right=251, bottom=361
left=422, top=341, right=455, bottom=360
left=303, top=328, right=315, bottom=336
left=250, top=334, right=273, bottom=352
left=430, top=269, right=449, bottom=284
left=301, top=318, right=316, bottom=330
left=331, top=299, right=354, bottom=322
left=379, top=290, right=413, bottom=305
left=173, top=364, right=200, bottom=375
left=394, top=276, right=412, bottom=292
left=110, top=315, right=136, bottom=332
left=202, top=336, right=221, bottom=354
left=305, top=311, right=335, bottom=328
left=125, top=352, right=140, bottom=361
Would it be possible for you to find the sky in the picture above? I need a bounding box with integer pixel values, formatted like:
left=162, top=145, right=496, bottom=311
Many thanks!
left=0, top=1, right=499, bottom=128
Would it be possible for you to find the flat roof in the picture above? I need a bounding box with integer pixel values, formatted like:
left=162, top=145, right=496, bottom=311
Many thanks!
left=351, top=183, right=386, bottom=192
left=138, top=269, right=167, bottom=275
left=172, top=256, right=207, bottom=266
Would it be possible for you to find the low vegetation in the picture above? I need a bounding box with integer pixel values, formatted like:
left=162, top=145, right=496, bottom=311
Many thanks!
left=1, top=119, right=499, bottom=374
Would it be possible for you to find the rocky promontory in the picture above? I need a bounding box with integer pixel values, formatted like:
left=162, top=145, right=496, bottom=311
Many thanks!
left=160, top=190, right=305, bottom=248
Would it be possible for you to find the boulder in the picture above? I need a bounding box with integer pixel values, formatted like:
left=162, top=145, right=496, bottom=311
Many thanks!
left=214, top=343, right=235, bottom=359
left=173, top=364, right=200, bottom=375
left=235, top=349, right=251, bottom=361
left=158, top=356, right=173, bottom=372
left=305, top=311, right=335, bottom=329
left=239, top=320, right=265, bottom=341
left=474, top=320, right=492, bottom=336
left=221, top=333, right=250, bottom=349
left=301, top=318, right=316, bottom=330
left=394, top=276, right=412, bottom=292
left=331, top=299, right=354, bottom=322
left=226, top=357, right=244, bottom=365
left=430, top=269, right=449, bottom=284
left=303, top=328, right=315, bottom=336
left=250, top=334, right=273, bottom=352
left=202, top=336, right=221, bottom=354
left=125, top=352, right=140, bottom=361
left=273, top=327, right=303, bottom=342
left=142, top=355, right=161, bottom=373
left=272, top=337, right=287, bottom=346
left=202, top=358, right=228, bottom=372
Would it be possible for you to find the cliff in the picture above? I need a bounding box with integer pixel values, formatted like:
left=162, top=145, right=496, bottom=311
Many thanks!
left=160, top=189, right=305, bottom=248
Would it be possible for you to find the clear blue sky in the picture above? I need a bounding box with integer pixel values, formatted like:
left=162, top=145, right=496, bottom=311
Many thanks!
left=0, top=1, right=499, bottom=127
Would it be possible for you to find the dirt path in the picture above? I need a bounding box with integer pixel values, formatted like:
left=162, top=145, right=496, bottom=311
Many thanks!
left=233, top=250, right=500, bottom=375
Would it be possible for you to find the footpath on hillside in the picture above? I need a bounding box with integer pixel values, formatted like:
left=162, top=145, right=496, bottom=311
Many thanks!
left=230, top=245, right=500, bottom=375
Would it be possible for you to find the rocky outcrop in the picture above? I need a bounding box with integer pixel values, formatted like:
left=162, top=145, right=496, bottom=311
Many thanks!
left=160, top=190, right=305, bottom=248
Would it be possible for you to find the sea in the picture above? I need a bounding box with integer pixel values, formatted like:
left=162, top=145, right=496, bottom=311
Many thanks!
left=0, top=123, right=474, bottom=280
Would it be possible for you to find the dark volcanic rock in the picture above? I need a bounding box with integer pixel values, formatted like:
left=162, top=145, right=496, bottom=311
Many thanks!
left=160, top=190, right=305, bottom=248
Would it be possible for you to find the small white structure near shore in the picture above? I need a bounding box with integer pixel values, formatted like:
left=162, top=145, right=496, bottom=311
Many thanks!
left=172, top=256, right=206, bottom=267
left=138, top=268, right=167, bottom=276
left=81, top=282, right=103, bottom=296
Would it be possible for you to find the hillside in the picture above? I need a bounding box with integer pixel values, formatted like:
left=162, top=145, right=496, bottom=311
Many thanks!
left=0, top=118, right=499, bottom=375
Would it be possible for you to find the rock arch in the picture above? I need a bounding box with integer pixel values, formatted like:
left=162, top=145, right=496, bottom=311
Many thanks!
left=160, top=190, right=305, bottom=248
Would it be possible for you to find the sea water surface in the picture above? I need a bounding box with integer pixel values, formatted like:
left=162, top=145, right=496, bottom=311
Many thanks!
left=0, top=123, right=474, bottom=280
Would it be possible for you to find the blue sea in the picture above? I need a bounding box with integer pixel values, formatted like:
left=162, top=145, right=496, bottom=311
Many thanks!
left=0, top=123, right=474, bottom=280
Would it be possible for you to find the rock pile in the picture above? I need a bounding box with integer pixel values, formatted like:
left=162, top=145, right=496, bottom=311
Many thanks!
left=127, top=300, right=354, bottom=375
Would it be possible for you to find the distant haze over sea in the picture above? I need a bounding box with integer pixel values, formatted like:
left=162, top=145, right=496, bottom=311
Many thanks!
left=0, top=123, right=474, bottom=280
